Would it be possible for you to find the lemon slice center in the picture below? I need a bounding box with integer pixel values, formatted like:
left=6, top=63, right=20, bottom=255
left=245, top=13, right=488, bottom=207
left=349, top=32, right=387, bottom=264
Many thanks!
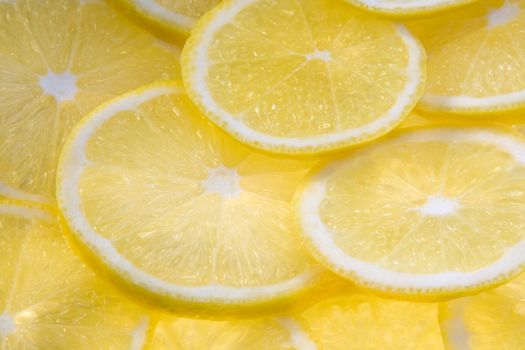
left=417, top=194, right=461, bottom=217
left=0, top=312, right=15, bottom=336
left=305, top=50, right=332, bottom=62
left=39, top=71, right=78, bottom=102
left=202, top=166, right=241, bottom=197
left=487, top=1, right=519, bottom=28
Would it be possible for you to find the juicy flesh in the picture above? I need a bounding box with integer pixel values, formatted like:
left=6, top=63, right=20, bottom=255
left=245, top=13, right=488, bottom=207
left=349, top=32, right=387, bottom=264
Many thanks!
left=297, top=293, right=444, bottom=350
left=156, top=0, right=221, bottom=18
left=320, top=137, right=525, bottom=274
left=0, top=206, right=145, bottom=349
left=0, top=0, right=179, bottom=200
left=79, top=93, right=315, bottom=287
left=410, top=0, right=525, bottom=98
left=204, top=0, right=409, bottom=138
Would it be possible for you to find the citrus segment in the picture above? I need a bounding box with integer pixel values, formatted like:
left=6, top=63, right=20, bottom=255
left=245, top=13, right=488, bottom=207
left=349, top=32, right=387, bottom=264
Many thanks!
left=0, top=0, right=179, bottom=202
left=0, top=200, right=149, bottom=349
left=182, top=0, right=425, bottom=153
left=298, top=127, right=525, bottom=297
left=57, top=82, right=320, bottom=315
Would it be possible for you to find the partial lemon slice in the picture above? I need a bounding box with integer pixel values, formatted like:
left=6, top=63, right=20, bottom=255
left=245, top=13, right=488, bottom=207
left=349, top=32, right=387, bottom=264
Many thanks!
left=441, top=273, right=525, bottom=350
left=0, top=0, right=179, bottom=203
left=182, top=0, right=426, bottom=154
left=409, top=0, right=525, bottom=114
left=150, top=290, right=444, bottom=349
left=0, top=199, right=150, bottom=349
left=344, top=0, right=480, bottom=16
left=57, top=81, right=321, bottom=316
left=298, top=127, right=525, bottom=298
left=113, top=0, right=220, bottom=36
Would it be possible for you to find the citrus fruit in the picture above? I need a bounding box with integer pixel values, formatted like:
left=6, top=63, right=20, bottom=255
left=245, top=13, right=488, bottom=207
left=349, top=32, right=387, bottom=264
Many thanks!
left=0, top=0, right=180, bottom=203
left=57, top=81, right=321, bottom=316
left=441, top=273, right=525, bottom=350
left=150, top=290, right=444, bottom=349
left=298, top=126, right=525, bottom=298
left=0, top=199, right=149, bottom=349
left=182, top=0, right=426, bottom=154
left=409, top=0, right=525, bottom=114
left=344, top=0, right=481, bottom=16
left=113, top=0, right=220, bottom=36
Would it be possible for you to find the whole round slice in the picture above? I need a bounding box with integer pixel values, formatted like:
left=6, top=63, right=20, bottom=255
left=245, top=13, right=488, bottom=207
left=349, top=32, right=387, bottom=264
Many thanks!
left=0, top=199, right=150, bottom=349
left=182, top=0, right=425, bottom=154
left=441, top=273, right=525, bottom=350
left=57, top=81, right=321, bottom=315
left=409, top=0, right=525, bottom=114
left=0, top=0, right=179, bottom=203
left=298, top=126, right=525, bottom=298
left=113, top=0, right=221, bottom=36
left=344, top=0, right=480, bottom=16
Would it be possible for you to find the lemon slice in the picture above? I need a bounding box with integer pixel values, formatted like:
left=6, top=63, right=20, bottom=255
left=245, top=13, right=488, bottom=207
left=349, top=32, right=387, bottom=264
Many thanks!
left=409, top=0, right=525, bottom=114
left=114, top=0, right=220, bottom=36
left=0, top=199, right=149, bottom=349
left=0, top=0, right=179, bottom=203
left=150, top=290, right=444, bottom=349
left=344, top=0, right=480, bottom=16
left=441, top=273, right=525, bottom=350
left=57, top=81, right=321, bottom=315
left=298, top=127, right=525, bottom=298
left=182, top=0, right=425, bottom=154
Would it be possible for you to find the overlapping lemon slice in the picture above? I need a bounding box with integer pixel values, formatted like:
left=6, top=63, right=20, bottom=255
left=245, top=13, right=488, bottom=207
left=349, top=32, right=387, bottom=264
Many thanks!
left=298, top=127, right=525, bottom=298
left=182, top=0, right=426, bottom=154
left=441, top=273, right=525, bottom=350
left=0, top=0, right=179, bottom=203
left=114, top=0, right=220, bottom=35
left=57, top=81, right=321, bottom=316
left=344, top=0, right=480, bottom=16
left=0, top=200, right=149, bottom=349
left=409, top=0, right=525, bottom=114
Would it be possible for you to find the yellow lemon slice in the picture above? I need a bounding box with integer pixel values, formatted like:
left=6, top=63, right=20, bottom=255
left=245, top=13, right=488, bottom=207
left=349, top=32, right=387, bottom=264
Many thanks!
left=182, top=0, right=426, bottom=154
left=344, top=0, right=481, bottom=16
left=298, top=126, right=525, bottom=298
left=113, top=0, right=220, bottom=36
left=0, top=199, right=149, bottom=349
left=409, top=0, right=525, bottom=114
left=150, top=290, right=444, bottom=349
left=57, top=81, right=321, bottom=316
left=0, top=0, right=179, bottom=203
left=441, top=273, right=525, bottom=350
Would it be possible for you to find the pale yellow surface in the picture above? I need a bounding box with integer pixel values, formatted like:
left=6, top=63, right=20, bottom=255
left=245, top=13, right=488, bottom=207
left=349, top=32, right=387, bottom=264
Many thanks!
left=0, top=0, right=179, bottom=201
left=156, top=0, right=220, bottom=17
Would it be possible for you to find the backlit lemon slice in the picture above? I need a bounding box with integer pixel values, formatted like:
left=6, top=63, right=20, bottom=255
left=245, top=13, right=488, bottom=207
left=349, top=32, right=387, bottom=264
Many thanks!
left=57, top=81, right=321, bottom=316
left=298, top=127, right=525, bottom=298
left=344, top=0, right=480, bottom=16
left=0, top=0, right=179, bottom=203
left=0, top=200, right=149, bottom=349
left=182, top=0, right=426, bottom=154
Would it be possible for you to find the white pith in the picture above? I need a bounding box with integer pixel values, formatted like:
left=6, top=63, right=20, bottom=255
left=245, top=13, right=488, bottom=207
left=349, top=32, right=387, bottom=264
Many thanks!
left=187, top=0, right=424, bottom=151
left=417, top=195, right=461, bottom=217
left=279, top=317, right=317, bottom=350
left=57, top=84, right=318, bottom=303
left=352, top=0, right=473, bottom=10
left=39, top=71, right=78, bottom=102
left=299, top=128, right=525, bottom=291
left=0, top=312, right=15, bottom=336
left=132, top=0, right=195, bottom=30
left=0, top=181, right=51, bottom=204
left=487, top=1, right=519, bottom=28
left=203, top=166, right=241, bottom=197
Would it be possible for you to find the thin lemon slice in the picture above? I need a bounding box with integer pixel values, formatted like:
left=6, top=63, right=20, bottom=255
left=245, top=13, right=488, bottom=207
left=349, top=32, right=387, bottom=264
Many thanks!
left=181, top=0, right=425, bottom=154
left=441, top=273, right=525, bottom=350
left=298, top=127, right=525, bottom=298
left=150, top=290, right=444, bottom=349
left=0, top=0, right=179, bottom=203
left=57, top=81, right=321, bottom=316
left=344, top=0, right=480, bottom=16
left=0, top=199, right=149, bottom=349
left=114, top=0, right=220, bottom=36
left=408, top=0, right=525, bottom=114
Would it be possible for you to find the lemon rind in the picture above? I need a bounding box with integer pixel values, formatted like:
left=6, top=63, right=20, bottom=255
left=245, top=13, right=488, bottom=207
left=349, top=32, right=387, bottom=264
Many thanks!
left=182, top=0, right=426, bottom=154
left=57, top=81, right=320, bottom=311
left=298, top=127, right=525, bottom=295
left=345, top=0, right=480, bottom=16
